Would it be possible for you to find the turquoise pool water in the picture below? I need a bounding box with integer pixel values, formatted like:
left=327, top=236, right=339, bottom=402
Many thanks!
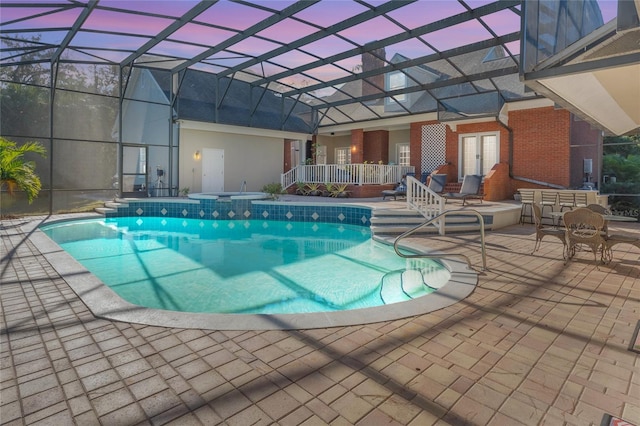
left=41, top=217, right=449, bottom=314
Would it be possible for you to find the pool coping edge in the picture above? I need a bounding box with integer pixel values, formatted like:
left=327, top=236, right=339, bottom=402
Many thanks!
left=27, top=214, right=478, bottom=331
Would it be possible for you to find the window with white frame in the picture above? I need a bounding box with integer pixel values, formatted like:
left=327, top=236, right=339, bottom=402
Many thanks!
left=458, top=132, right=499, bottom=180
left=316, top=145, right=327, bottom=165
left=388, top=71, right=406, bottom=102
left=397, top=143, right=410, bottom=166
left=335, top=147, right=351, bottom=164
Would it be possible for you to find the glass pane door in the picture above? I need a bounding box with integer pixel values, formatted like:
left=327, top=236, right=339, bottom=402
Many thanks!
left=122, top=145, right=148, bottom=197
left=481, top=134, right=497, bottom=175
left=461, top=136, right=478, bottom=177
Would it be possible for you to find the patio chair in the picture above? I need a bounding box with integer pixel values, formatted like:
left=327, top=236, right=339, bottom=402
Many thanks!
left=564, top=207, right=606, bottom=266
left=382, top=177, right=407, bottom=200
left=585, top=203, right=610, bottom=215
left=427, top=173, right=447, bottom=194
left=586, top=203, right=611, bottom=235
left=532, top=204, right=566, bottom=256
left=602, top=233, right=640, bottom=264
left=441, top=174, right=482, bottom=206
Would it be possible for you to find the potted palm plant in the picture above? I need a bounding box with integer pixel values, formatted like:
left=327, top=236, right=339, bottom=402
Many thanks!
left=330, top=183, right=350, bottom=198
left=295, top=181, right=307, bottom=195
left=261, top=182, right=285, bottom=200
left=0, top=137, right=47, bottom=205
left=323, top=182, right=333, bottom=197
left=305, top=182, right=322, bottom=196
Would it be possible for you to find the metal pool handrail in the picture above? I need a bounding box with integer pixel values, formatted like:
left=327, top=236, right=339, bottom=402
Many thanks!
left=392, top=210, right=487, bottom=271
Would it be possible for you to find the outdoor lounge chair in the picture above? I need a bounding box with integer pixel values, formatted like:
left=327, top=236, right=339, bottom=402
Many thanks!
left=427, top=174, right=447, bottom=194
left=382, top=177, right=407, bottom=200
left=441, top=174, right=483, bottom=206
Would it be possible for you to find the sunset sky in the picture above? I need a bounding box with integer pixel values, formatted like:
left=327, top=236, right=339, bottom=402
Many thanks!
left=1, top=1, right=620, bottom=88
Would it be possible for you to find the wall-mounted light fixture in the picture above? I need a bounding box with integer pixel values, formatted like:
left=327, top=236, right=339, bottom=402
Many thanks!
left=351, top=145, right=356, bottom=153
left=194, top=150, right=201, bottom=160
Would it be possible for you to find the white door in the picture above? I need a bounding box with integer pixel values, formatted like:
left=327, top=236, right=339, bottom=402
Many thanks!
left=202, top=148, right=224, bottom=192
left=459, top=133, right=499, bottom=179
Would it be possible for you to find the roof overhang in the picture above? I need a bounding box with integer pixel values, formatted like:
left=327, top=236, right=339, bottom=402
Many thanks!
left=521, top=16, right=640, bottom=136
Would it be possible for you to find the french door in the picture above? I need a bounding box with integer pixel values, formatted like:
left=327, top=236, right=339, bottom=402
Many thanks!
left=459, top=133, right=499, bottom=180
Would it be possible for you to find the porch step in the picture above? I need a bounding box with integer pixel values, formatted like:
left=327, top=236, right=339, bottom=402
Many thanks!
left=370, top=209, right=437, bottom=235
left=370, top=207, right=484, bottom=236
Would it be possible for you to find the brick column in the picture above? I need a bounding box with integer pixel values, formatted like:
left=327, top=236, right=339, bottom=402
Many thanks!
left=363, top=130, right=389, bottom=164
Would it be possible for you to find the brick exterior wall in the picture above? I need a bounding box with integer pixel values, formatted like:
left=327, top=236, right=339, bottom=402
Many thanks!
left=312, top=106, right=599, bottom=201
left=510, top=107, right=571, bottom=189
left=363, top=130, right=389, bottom=164
left=430, top=107, right=581, bottom=199
left=484, top=162, right=511, bottom=200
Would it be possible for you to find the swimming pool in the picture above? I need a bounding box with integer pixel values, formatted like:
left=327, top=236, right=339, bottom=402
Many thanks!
left=34, top=211, right=477, bottom=330
left=41, top=216, right=447, bottom=312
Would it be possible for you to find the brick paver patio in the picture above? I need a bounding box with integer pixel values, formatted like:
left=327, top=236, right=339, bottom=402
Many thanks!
left=1, top=213, right=639, bottom=425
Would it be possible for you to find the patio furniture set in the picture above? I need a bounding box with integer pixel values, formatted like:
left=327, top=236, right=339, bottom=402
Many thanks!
left=531, top=201, right=639, bottom=265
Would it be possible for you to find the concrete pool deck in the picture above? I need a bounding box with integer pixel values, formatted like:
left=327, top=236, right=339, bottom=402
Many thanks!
left=1, top=200, right=639, bottom=425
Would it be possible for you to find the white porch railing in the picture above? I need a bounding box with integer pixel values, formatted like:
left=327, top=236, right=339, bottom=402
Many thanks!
left=406, top=175, right=446, bottom=234
left=281, top=164, right=415, bottom=188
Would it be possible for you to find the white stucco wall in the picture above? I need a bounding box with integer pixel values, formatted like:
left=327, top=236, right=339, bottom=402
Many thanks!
left=315, top=135, right=351, bottom=163
left=179, top=122, right=308, bottom=193
left=388, top=129, right=410, bottom=164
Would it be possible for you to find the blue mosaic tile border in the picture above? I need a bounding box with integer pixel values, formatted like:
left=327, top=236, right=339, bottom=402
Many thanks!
left=105, top=199, right=372, bottom=227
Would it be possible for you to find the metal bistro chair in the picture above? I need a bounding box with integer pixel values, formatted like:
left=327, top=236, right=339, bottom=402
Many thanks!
left=519, top=189, right=535, bottom=224
left=564, top=207, right=606, bottom=266
left=603, top=233, right=640, bottom=264
left=532, top=204, right=566, bottom=256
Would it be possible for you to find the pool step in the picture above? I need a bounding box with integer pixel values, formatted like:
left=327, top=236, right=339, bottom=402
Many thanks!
left=380, top=269, right=432, bottom=304
left=95, top=200, right=129, bottom=215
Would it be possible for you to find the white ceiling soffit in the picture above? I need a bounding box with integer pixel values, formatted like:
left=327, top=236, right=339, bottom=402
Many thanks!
left=522, top=8, right=640, bottom=136
left=537, top=63, right=640, bottom=136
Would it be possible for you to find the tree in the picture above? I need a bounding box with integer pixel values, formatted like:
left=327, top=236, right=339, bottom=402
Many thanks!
left=603, top=134, right=640, bottom=156
left=601, top=134, right=640, bottom=214
left=0, top=137, right=47, bottom=204
left=602, top=134, right=640, bottom=183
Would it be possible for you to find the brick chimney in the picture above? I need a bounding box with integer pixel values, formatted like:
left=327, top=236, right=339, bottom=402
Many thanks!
left=362, top=46, right=386, bottom=98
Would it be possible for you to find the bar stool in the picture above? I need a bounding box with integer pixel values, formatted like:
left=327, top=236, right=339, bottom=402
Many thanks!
left=558, top=192, right=576, bottom=212
left=540, top=191, right=558, bottom=221
left=574, top=192, right=588, bottom=208
left=519, top=189, right=535, bottom=224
